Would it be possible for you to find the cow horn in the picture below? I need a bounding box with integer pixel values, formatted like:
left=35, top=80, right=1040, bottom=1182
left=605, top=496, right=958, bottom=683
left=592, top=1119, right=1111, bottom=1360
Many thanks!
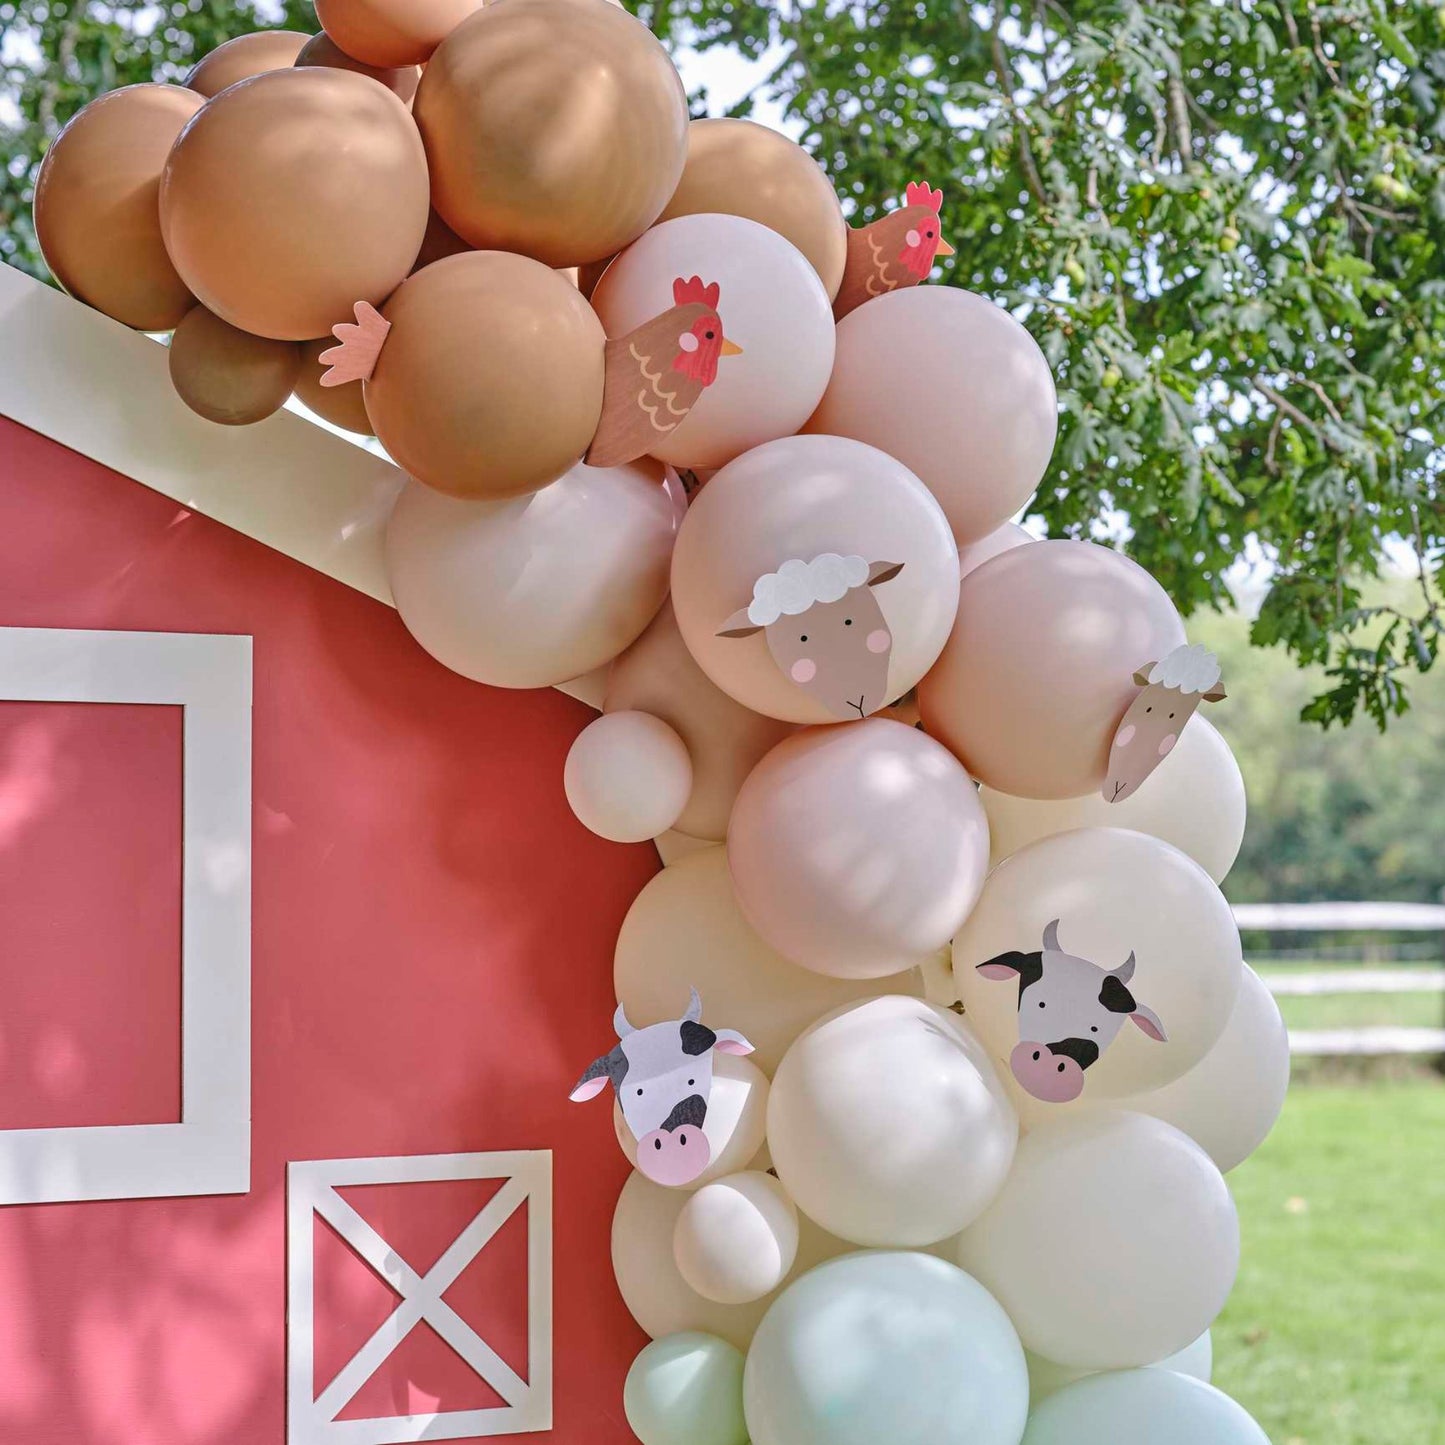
left=1112, top=951, right=1137, bottom=984
left=1042, top=918, right=1062, bottom=953
left=613, top=1002, right=636, bottom=1038
left=683, top=986, right=703, bottom=1024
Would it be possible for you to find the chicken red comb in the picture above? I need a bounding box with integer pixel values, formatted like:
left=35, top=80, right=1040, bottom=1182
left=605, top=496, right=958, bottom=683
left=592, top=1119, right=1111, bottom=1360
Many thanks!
left=903, top=181, right=944, bottom=213
left=673, top=275, right=721, bottom=310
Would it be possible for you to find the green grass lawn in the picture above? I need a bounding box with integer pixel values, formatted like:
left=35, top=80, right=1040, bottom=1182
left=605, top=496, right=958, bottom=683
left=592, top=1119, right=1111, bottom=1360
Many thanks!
left=1213, top=1079, right=1445, bottom=1444
left=1271, top=991, right=1445, bottom=1032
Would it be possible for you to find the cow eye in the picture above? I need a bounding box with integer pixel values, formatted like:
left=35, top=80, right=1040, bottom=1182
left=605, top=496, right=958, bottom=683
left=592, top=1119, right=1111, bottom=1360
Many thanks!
left=1091, top=1025, right=1099, bottom=1033
left=688, top=1079, right=695, bottom=1087
left=1038, top=1000, right=1046, bottom=1008
left=636, top=1088, right=643, bottom=1096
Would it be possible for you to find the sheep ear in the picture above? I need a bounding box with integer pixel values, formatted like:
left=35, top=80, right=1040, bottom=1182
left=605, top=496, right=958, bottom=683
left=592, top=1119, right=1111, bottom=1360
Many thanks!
left=867, top=561, right=904, bottom=587
left=1203, top=684, right=1227, bottom=702
left=717, top=608, right=763, bottom=638
left=1132, top=666, right=1155, bottom=687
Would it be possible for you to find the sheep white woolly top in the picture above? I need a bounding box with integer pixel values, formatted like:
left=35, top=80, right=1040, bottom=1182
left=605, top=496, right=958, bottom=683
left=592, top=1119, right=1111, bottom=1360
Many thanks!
left=1149, top=642, right=1222, bottom=694
left=746, top=554, right=871, bottom=626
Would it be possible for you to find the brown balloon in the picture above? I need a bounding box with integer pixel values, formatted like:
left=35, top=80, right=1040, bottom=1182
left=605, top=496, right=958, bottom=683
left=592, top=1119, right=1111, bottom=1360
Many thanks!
left=293, top=338, right=374, bottom=434
left=185, top=30, right=309, bottom=97
left=314, top=0, right=483, bottom=67
left=168, top=304, right=301, bottom=425
left=33, top=85, right=204, bottom=331
left=160, top=67, right=429, bottom=341
left=658, top=119, right=849, bottom=301
left=414, top=0, right=688, bottom=266
left=362, top=251, right=606, bottom=498
left=411, top=209, right=472, bottom=273
left=294, top=31, right=420, bottom=104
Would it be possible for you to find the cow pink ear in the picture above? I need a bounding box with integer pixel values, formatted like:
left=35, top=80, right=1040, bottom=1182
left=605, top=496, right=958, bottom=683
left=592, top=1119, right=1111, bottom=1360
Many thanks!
left=713, top=1029, right=755, bottom=1056
left=977, top=962, right=1020, bottom=980
left=569, top=1077, right=610, bottom=1102
left=1130, top=1008, right=1168, bottom=1042
left=717, top=608, right=763, bottom=639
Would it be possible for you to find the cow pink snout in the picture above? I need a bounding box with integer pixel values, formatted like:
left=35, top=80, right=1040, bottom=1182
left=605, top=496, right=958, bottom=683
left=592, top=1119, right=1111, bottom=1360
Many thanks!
left=1009, top=1041, right=1086, bottom=1104
left=636, top=1126, right=711, bottom=1186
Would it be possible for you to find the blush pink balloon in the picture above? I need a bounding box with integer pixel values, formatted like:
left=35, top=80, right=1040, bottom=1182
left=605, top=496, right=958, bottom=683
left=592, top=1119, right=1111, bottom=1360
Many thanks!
left=918, top=540, right=1185, bottom=799
left=726, top=719, right=991, bottom=979
left=805, top=286, right=1057, bottom=547
left=958, top=521, right=1035, bottom=579
left=670, top=434, right=960, bottom=725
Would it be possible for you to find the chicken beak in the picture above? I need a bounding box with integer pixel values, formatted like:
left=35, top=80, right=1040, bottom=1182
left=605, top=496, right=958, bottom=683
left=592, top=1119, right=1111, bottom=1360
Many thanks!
left=721, top=339, right=744, bottom=357
left=936, top=238, right=956, bottom=257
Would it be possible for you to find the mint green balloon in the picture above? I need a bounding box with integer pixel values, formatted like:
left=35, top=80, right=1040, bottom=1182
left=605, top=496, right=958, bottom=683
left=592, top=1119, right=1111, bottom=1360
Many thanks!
left=625, top=1331, right=749, bottom=1445
left=1023, top=1370, right=1270, bottom=1445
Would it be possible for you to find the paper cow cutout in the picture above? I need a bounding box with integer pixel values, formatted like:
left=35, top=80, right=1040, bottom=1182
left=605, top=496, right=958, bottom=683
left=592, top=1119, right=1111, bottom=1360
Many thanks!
left=976, top=919, right=1167, bottom=1104
left=834, top=180, right=955, bottom=321
left=717, top=554, right=904, bottom=720
left=569, top=989, right=753, bottom=1186
left=1104, top=643, right=1226, bottom=803
left=585, top=276, right=744, bottom=469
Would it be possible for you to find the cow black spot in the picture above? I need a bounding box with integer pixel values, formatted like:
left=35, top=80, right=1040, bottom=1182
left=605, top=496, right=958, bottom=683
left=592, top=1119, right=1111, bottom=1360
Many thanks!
left=661, top=1094, right=708, bottom=1132
left=1099, top=974, right=1137, bottom=1014
left=1048, top=1037, right=1101, bottom=1070
left=680, top=1021, right=718, bottom=1056
left=982, top=949, right=1045, bottom=998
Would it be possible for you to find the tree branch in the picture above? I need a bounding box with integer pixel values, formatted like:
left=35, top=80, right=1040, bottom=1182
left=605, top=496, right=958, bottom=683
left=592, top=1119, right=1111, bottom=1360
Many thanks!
left=989, top=8, right=1050, bottom=210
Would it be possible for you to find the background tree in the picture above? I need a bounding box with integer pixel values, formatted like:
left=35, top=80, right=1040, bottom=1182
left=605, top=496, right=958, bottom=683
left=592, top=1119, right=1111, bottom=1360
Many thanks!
left=2, top=0, right=1442, bottom=731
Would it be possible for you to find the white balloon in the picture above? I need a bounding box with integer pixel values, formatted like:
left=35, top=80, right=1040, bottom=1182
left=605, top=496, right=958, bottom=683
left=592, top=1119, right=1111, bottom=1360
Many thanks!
left=1026, top=1330, right=1212, bottom=1403
left=980, top=717, right=1247, bottom=885
left=957, top=1112, right=1239, bottom=1370
left=743, top=1251, right=1028, bottom=1445
left=954, top=827, right=1242, bottom=1112
left=768, top=997, right=1017, bottom=1246
left=674, top=1171, right=800, bottom=1304
left=614, top=1051, right=770, bottom=1189
left=1022, top=1370, right=1270, bottom=1445
left=565, top=710, right=693, bottom=842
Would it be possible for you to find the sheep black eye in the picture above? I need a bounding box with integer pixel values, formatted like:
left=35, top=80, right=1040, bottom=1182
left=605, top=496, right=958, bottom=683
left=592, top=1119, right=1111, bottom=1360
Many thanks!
left=800, top=634, right=808, bottom=642
left=1145, top=706, right=1152, bottom=713
left=845, top=618, right=853, bottom=626
left=1169, top=712, right=1176, bottom=719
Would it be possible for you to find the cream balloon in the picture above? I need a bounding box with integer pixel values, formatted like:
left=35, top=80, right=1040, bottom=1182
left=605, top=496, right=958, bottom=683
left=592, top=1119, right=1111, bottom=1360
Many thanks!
left=565, top=711, right=693, bottom=843
left=385, top=461, right=675, bottom=689
left=767, top=997, right=1016, bottom=1246
left=1021, top=1370, right=1269, bottom=1445
left=613, top=847, right=921, bottom=1074
left=673, top=1172, right=799, bottom=1305
left=958, top=520, right=1035, bottom=579
left=590, top=215, right=836, bottom=469
left=1026, top=1330, right=1213, bottom=1403
left=956, top=1112, right=1239, bottom=1370
left=671, top=435, right=960, bottom=725
left=728, top=721, right=991, bottom=979
left=954, top=827, right=1242, bottom=1110
left=805, top=285, right=1058, bottom=546
left=980, top=715, right=1247, bottom=884
left=614, top=1052, right=770, bottom=1190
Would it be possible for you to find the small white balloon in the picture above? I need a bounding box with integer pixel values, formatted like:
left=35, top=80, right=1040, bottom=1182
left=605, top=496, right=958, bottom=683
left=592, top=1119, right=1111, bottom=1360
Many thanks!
left=767, top=997, right=1017, bottom=1246
left=743, top=1251, right=1029, bottom=1445
left=565, top=710, right=694, bottom=842
left=625, top=1332, right=749, bottom=1445
left=1021, top=1370, right=1270, bottom=1445
left=1026, top=1330, right=1212, bottom=1403
left=980, top=716, right=1247, bottom=885
left=957, top=1112, right=1239, bottom=1370
left=674, top=1171, right=800, bottom=1304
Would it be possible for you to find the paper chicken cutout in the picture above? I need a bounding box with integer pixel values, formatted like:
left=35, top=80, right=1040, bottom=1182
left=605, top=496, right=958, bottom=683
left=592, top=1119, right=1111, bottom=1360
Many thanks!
left=833, top=180, right=955, bottom=321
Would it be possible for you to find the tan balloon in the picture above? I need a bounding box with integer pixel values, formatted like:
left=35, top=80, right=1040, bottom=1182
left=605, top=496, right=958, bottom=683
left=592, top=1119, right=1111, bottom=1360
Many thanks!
left=185, top=30, right=308, bottom=97
left=33, top=85, right=204, bottom=330
left=805, top=286, right=1058, bottom=546
left=168, top=305, right=301, bottom=425
left=414, top=0, right=687, bottom=266
left=292, top=339, right=373, bottom=435
left=613, top=846, right=922, bottom=1074
left=160, top=67, right=429, bottom=341
left=604, top=601, right=797, bottom=841
left=294, top=31, right=420, bottom=103
left=366, top=252, right=605, bottom=498
left=728, top=721, right=991, bottom=979
left=657, top=119, right=848, bottom=301
left=314, top=0, right=484, bottom=66
left=411, top=209, right=472, bottom=273
left=385, top=460, right=675, bottom=689
left=919, top=540, right=1186, bottom=799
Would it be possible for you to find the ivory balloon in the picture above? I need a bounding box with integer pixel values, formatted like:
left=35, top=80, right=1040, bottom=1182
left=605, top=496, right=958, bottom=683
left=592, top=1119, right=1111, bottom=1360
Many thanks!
left=767, top=997, right=1016, bottom=1246
left=613, top=846, right=921, bottom=1074
left=385, top=460, right=674, bottom=689
left=954, top=827, right=1242, bottom=1107
left=160, top=68, right=429, bottom=341
left=1115, top=965, right=1289, bottom=1173
left=294, top=31, right=421, bottom=103
left=656, top=119, right=848, bottom=300
left=565, top=711, right=693, bottom=843
left=743, top=1252, right=1029, bottom=1445
left=670, top=435, right=960, bottom=724
left=980, top=716, right=1247, bottom=884
left=168, top=305, right=301, bottom=425
left=1022, top=1371, right=1269, bottom=1445
left=958, top=520, right=1035, bottom=579
left=674, top=1172, right=799, bottom=1305
left=728, top=721, right=990, bottom=979
left=918, top=540, right=1186, bottom=798
left=314, top=0, right=483, bottom=66
left=292, top=339, right=373, bottom=435
left=1026, top=1331, right=1212, bottom=1403
left=591, top=215, right=836, bottom=469
left=415, top=0, right=687, bottom=265
left=957, top=1112, right=1239, bottom=1370
left=33, top=85, right=204, bottom=331
left=365, top=252, right=605, bottom=498
left=625, top=1333, right=748, bottom=1445
left=185, top=30, right=308, bottom=96
left=805, top=286, right=1058, bottom=546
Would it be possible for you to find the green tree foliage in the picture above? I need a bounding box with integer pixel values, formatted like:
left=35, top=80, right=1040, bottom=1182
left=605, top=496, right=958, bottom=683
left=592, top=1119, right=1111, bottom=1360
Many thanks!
left=2, top=1, right=1442, bottom=728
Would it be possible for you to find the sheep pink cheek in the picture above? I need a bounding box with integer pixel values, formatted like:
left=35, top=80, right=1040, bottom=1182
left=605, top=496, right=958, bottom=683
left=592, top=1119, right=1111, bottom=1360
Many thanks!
left=1114, top=723, right=1136, bottom=748
left=866, top=629, right=891, bottom=654
left=791, top=658, right=817, bottom=683
left=1157, top=733, right=1177, bottom=758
